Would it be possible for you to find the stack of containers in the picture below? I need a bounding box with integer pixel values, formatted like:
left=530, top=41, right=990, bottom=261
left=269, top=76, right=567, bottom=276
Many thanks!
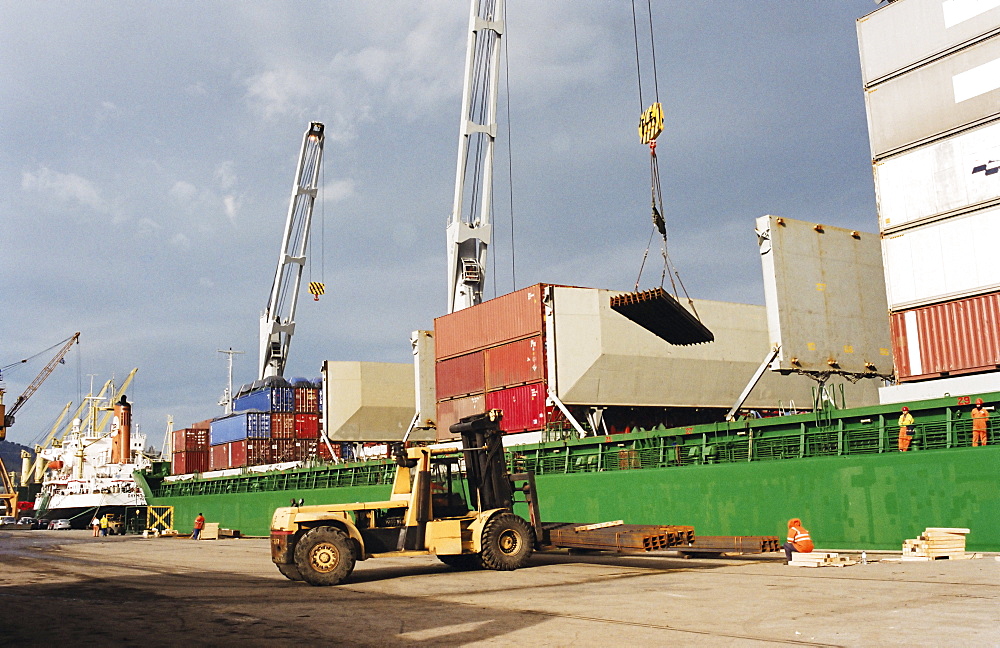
left=171, top=420, right=210, bottom=474
left=209, top=411, right=272, bottom=470
left=434, top=284, right=558, bottom=440
left=293, top=384, right=321, bottom=461
left=858, top=0, right=1000, bottom=381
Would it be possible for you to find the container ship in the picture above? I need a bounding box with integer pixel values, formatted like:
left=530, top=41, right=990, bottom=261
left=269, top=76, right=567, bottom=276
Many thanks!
left=137, top=0, right=1000, bottom=551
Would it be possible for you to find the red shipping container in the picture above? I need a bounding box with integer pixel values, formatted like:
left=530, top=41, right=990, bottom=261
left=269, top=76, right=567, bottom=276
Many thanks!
left=318, top=441, right=341, bottom=460
left=173, top=428, right=209, bottom=452
left=294, top=388, right=319, bottom=413
left=172, top=450, right=208, bottom=475
left=246, top=439, right=273, bottom=465
left=229, top=440, right=248, bottom=468
left=434, top=284, right=546, bottom=360
left=294, top=413, right=320, bottom=439
left=271, top=413, right=296, bottom=439
left=436, top=393, right=487, bottom=441
left=435, top=351, right=486, bottom=400
left=191, top=419, right=213, bottom=430
left=486, top=383, right=549, bottom=434
left=485, top=335, right=545, bottom=390
left=891, top=292, right=1000, bottom=381
left=271, top=439, right=298, bottom=463
left=210, top=444, right=229, bottom=471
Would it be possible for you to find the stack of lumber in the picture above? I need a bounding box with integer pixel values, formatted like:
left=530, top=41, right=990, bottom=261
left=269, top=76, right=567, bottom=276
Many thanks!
left=788, top=552, right=857, bottom=568
left=901, top=527, right=970, bottom=561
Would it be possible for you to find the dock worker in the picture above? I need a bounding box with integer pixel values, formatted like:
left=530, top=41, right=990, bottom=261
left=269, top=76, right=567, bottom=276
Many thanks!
left=898, top=406, right=914, bottom=452
left=783, top=518, right=814, bottom=564
left=91, top=516, right=100, bottom=537
left=971, top=398, right=989, bottom=446
left=99, top=514, right=109, bottom=537
left=191, top=513, right=205, bottom=540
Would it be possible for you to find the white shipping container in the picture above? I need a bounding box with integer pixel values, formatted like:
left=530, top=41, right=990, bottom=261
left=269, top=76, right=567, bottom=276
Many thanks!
left=865, top=35, right=1000, bottom=158
left=858, top=0, right=1000, bottom=86
left=875, top=119, right=1000, bottom=231
left=882, top=204, right=1000, bottom=309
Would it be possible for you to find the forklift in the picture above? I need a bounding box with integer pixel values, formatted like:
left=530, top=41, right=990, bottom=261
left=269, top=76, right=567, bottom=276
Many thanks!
left=271, top=410, right=696, bottom=586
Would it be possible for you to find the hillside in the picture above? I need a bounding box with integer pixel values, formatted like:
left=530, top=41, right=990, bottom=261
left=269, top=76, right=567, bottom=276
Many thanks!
left=0, top=439, right=32, bottom=472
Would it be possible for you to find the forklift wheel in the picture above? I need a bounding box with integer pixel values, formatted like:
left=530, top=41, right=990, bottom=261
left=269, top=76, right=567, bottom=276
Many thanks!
left=276, top=563, right=303, bottom=581
left=480, top=513, right=534, bottom=571
left=437, top=553, right=483, bottom=570
left=294, top=526, right=356, bottom=586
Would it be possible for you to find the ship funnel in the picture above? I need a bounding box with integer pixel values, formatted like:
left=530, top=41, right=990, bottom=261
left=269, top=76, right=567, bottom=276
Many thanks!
left=111, top=395, right=132, bottom=464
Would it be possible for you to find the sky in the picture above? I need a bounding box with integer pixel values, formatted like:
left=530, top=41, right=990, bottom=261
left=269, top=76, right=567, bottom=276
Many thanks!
left=1, top=1, right=882, bottom=449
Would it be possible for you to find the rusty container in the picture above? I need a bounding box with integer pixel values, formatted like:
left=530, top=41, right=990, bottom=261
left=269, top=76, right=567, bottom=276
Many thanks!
left=271, top=413, right=296, bottom=439
left=229, top=440, right=248, bottom=468
left=485, top=335, right=545, bottom=390
left=209, top=443, right=229, bottom=471
left=172, top=428, right=209, bottom=452
left=891, top=291, right=1000, bottom=381
left=435, top=350, right=486, bottom=400
left=434, top=284, right=546, bottom=360
left=171, top=451, right=208, bottom=475
left=294, top=388, right=319, bottom=413
left=435, top=393, right=487, bottom=441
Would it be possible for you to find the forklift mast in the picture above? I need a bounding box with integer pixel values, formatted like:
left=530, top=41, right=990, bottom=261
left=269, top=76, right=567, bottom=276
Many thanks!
left=452, top=410, right=513, bottom=512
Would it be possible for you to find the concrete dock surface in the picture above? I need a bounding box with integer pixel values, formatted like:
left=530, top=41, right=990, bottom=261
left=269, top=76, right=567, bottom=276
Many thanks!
left=1, top=529, right=997, bottom=647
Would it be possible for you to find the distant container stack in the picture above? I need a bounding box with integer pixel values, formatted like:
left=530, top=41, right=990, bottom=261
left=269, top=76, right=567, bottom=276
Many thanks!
left=171, top=382, right=324, bottom=474
left=858, top=0, right=1000, bottom=383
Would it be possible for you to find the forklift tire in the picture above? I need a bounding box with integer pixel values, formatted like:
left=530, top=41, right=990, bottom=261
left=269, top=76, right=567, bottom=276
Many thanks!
left=276, top=563, right=303, bottom=581
left=294, top=526, right=356, bottom=586
left=437, top=553, right=483, bottom=570
left=479, top=513, right=534, bottom=571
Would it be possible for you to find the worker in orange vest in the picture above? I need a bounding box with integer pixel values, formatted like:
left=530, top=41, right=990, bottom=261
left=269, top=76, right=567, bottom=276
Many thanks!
left=783, top=518, right=814, bottom=564
left=971, top=398, right=989, bottom=446
left=898, top=406, right=914, bottom=452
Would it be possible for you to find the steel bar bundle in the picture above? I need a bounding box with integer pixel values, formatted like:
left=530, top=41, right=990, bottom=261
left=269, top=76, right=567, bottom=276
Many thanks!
left=545, top=522, right=695, bottom=552
left=610, top=288, right=714, bottom=345
left=678, top=535, right=781, bottom=555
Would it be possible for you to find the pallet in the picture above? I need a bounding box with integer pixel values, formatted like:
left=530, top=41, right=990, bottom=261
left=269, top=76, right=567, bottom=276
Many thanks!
left=788, top=551, right=857, bottom=568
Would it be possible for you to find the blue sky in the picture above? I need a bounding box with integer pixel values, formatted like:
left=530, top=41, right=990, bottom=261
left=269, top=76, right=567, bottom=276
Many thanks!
left=1, top=1, right=881, bottom=447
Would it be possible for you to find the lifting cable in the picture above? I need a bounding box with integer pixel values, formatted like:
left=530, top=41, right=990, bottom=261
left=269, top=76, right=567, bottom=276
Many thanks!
left=630, top=0, right=701, bottom=322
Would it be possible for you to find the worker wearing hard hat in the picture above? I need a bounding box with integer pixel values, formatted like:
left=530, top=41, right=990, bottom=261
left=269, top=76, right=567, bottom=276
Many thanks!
left=971, top=398, right=989, bottom=446
left=783, top=518, right=814, bottom=564
left=898, top=406, right=914, bottom=452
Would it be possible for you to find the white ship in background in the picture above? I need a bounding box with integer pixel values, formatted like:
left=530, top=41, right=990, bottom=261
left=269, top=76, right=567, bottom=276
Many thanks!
left=34, top=391, right=149, bottom=528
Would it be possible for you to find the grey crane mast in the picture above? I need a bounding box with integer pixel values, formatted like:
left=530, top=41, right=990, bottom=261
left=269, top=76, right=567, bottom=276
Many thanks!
left=446, top=0, right=504, bottom=314
left=259, top=122, right=325, bottom=380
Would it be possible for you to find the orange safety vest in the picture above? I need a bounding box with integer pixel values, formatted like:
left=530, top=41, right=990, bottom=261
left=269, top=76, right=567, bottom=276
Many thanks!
left=788, top=525, right=814, bottom=553
left=972, top=407, right=989, bottom=431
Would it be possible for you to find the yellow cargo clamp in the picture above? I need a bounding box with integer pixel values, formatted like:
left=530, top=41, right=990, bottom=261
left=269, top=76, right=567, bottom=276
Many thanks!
left=638, top=102, right=663, bottom=144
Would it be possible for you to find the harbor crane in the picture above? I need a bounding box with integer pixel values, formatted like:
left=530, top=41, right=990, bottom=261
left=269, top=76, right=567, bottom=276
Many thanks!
left=0, top=332, right=80, bottom=516
left=259, top=122, right=325, bottom=381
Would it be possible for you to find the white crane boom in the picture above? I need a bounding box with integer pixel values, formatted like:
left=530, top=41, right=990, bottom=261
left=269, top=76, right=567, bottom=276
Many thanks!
left=260, top=122, right=325, bottom=380
left=446, top=0, right=504, bottom=313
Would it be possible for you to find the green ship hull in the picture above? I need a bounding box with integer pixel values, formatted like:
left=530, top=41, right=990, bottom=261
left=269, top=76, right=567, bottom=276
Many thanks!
left=138, top=392, right=1000, bottom=551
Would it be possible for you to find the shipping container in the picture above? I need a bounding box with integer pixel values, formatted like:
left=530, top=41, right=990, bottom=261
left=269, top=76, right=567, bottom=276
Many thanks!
left=882, top=204, right=1000, bottom=309
left=485, top=383, right=550, bottom=434
left=434, top=284, right=545, bottom=359
left=435, top=393, right=487, bottom=441
left=857, top=0, right=1000, bottom=86
left=317, top=441, right=341, bottom=461
left=229, top=439, right=247, bottom=468
left=171, top=450, right=208, bottom=475
left=209, top=412, right=271, bottom=446
left=246, top=439, right=272, bottom=465
left=294, top=413, right=320, bottom=439
left=210, top=443, right=229, bottom=471
left=172, top=428, right=209, bottom=452
left=294, top=439, right=319, bottom=461
left=270, top=413, right=295, bottom=439
left=875, top=120, right=1000, bottom=231
left=485, top=335, right=545, bottom=390
left=891, top=292, right=1000, bottom=381
left=294, top=388, right=319, bottom=413
left=233, top=387, right=294, bottom=413
left=434, top=351, right=485, bottom=400
left=270, top=439, right=298, bottom=463
left=865, top=35, right=1000, bottom=158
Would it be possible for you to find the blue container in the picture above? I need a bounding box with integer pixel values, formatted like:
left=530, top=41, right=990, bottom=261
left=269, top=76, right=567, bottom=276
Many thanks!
left=233, top=387, right=295, bottom=413
left=210, top=412, right=271, bottom=445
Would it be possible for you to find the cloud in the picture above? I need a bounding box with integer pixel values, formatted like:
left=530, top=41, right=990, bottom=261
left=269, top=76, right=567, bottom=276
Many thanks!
left=322, top=179, right=354, bottom=203
left=21, top=166, right=107, bottom=213
left=244, top=67, right=315, bottom=121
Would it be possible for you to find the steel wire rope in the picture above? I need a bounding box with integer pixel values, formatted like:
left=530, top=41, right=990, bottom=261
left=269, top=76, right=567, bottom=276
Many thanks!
left=503, top=15, right=516, bottom=293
